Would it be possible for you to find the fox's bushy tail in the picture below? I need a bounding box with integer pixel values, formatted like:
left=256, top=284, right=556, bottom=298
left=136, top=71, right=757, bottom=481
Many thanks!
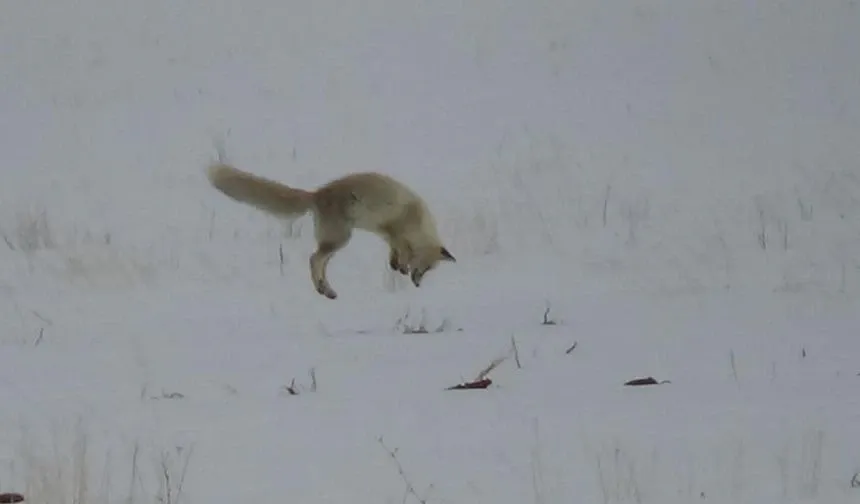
left=206, top=163, right=315, bottom=218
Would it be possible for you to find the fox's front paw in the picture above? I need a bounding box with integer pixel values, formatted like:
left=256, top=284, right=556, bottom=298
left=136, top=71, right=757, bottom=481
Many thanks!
left=389, top=257, right=410, bottom=275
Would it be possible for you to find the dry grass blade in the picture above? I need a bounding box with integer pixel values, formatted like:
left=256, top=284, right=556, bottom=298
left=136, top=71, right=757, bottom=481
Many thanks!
left=378, top=437, right=431, bottom=504
left=475, top=355, right=507, bottom=381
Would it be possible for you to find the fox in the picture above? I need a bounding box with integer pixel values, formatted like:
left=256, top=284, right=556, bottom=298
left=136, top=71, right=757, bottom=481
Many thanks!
left=206, top=163, right=456, bottom=300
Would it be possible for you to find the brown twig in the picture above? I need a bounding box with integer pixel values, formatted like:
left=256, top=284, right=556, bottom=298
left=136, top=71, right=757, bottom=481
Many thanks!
left=624, top=376, right=671, bottom=386
left=446, top=378, right=492, bottom=390
left=284, top=378, right=299, bottom=395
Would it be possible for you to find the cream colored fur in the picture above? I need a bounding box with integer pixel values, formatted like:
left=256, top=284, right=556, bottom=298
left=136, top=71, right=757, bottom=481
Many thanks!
left=206, top=163, right=455, bottom=299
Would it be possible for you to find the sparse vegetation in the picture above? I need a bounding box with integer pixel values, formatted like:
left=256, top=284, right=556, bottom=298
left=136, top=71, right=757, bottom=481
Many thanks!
left=541, top=302, right=557, bottom=326
left=446, top=351, right=510, bottom=391
left=394, top=308, right=455, bottom=335
left=511, top=335, right=522, bottom=368
left=9, top=424, right=195, bottom=504
left=281, top=367, right=318, bottom=396
left=156, top=444, right=195, bottom=504
left=140, top=385, right=186, bottom=401
left=378, top=437, right=434, bottom=504
left=1, top=210, right=51, bottom=253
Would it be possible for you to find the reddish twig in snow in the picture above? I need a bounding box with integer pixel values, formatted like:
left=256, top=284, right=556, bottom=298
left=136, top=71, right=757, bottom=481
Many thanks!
left=446, top=378, right=492, bottom=390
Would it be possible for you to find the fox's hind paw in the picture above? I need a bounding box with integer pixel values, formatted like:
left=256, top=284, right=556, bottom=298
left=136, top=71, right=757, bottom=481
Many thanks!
left=315, top=281, right=338, bottom=300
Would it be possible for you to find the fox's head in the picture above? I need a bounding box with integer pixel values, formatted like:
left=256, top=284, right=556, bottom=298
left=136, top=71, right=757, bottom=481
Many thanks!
left=410, top=245, right=456, bottom=287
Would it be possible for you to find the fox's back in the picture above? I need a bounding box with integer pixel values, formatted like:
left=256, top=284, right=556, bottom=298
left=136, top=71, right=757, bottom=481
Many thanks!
left=318, top=172, right=419, bottom=202
left=314, top=172, right=436, bottom=235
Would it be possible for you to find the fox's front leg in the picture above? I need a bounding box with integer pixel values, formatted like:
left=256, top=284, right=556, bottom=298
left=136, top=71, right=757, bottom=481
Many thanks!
left=388, top=246, right=410, bottom=275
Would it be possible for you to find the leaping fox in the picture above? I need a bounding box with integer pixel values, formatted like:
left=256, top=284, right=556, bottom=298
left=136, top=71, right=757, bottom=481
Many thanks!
left=206, top=163, right=455, bottom=299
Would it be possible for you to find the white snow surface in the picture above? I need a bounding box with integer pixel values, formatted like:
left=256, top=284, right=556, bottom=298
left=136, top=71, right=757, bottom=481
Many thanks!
left=1, top=1, right=859, bottom=503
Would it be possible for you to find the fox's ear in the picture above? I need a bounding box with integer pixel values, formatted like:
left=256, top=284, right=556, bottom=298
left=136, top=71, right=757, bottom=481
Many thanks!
left=439, top=247, right=456, bottom=262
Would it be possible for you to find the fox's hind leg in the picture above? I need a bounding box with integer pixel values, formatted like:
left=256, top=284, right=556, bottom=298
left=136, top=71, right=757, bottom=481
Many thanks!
left=310, top=240, right=348, bottom=299
left=310, top=218, right=352, bottom=300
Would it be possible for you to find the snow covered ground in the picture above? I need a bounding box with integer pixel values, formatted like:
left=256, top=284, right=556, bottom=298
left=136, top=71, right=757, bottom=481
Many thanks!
left=1, top=1, right=859, bottom=503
